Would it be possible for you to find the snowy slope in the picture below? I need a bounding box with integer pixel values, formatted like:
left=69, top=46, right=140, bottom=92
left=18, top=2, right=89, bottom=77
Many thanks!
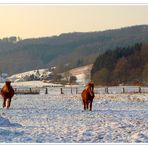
left=8, top=69, right=52, bottom=82
left=0, top=89, right=147, bottom=143
left=69, top=64, right=93, bottom=84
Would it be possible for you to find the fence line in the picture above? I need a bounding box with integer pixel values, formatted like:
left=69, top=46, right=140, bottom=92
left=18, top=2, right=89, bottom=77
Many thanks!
left=0, top=87, right=40, bottom=95
left=0, top=86, right=148, bottom=95
left=58, top=86, right=148, bottom=95
left=14, top=88, right=40, bottom=94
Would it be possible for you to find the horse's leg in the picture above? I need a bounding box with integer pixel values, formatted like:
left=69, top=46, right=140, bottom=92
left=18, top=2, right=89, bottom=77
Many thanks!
left=84, top=102, right=87, bottom=110
left=90, top=101, right=92, bottom=111
left=3, top=98, right=6, bottom=108
left=82, top=99, right=86, bottom=110
left=7, top=98, right=11, bottom=109
left=86, top=102, right=89, bottom=110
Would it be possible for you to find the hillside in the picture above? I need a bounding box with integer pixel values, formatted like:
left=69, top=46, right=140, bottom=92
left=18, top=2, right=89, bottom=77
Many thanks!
left=91, top=43, right=148, bottom=85
left=1, top=25, right=148, bottom=75
left=8, top=69, right=52, bottom=82
left=68, top=64, right=93, bottom=84
left=5, top=64, right=92, bottom=85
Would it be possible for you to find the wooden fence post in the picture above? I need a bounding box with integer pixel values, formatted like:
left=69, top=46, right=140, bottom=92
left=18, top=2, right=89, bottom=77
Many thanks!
left=45, top=88, right=48, bottom=94
left=76, top=88, right=78, bottom=94
left=123, top=88, right=125, bottom=93
left=105, top=87, right=109, bottom=94
left=71, top=87, right=73, bottom=94
left=139, top=87, right=141, bottom=93
left=61, top=88, right=64, bottom=94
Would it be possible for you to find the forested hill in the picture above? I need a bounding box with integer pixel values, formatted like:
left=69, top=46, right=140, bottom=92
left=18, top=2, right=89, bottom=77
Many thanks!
left=91, top=43, right=148, bottom=85
left=1, top=25, right=148, bottom=75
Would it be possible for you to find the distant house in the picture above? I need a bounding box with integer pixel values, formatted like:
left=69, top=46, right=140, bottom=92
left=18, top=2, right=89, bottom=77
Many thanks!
left=1, top=73, right=8, bottom=78
left=0, top=73, right=8, bottom=82
left=0, top=76, right=5, bottom=83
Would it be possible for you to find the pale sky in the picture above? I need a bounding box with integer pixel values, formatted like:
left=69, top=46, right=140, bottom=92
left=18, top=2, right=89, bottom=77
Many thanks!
left=0, top=5, right=148, bottom=39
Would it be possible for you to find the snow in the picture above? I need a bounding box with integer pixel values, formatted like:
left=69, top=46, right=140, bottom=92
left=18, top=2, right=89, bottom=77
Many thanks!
left=8, top=69, right=52, bottom=82
left=75, top=74, right=87, bottom=84
left=0, top=87, right=148, bottom=143
left=5, top=64, right=92, bottom=85
left=0, top=81, right=63, bottom=89
left=68, top=64, right=93, bottom=85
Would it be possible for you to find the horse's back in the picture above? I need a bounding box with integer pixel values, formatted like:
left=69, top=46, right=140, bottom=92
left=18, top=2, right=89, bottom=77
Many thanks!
left=81, top=89, right=91, bottom=100
left=81, top=89, right=86, bottom=97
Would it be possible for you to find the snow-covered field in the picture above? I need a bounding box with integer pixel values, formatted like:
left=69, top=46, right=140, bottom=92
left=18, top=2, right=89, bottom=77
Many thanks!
left=0, top=88, right=148, bottom=143
left=0, top=81, right=63, bottom=89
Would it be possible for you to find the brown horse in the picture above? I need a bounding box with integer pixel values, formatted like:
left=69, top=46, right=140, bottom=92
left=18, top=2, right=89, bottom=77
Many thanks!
left=81, top=82, right=95, bottom=111
left=0, top=80, right=14, bottom=109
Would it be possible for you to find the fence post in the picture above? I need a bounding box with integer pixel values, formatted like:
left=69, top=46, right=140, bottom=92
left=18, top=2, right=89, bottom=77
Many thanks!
left=107, top=88, right=109, bottom=94
left=61, top=88, right=64, bottom=94
left=123, top=87, right=125, bottom=93
left=139, top=87, right=141, bottom=93
left=45, top=88, right=48, bottom=94
left=76, top=88, right=78, bottom=94
left=29, top=88, right=32, bottom=93
left=71, top=87, right=73, bottom=94
left=105, top=87, right=109, bottom=94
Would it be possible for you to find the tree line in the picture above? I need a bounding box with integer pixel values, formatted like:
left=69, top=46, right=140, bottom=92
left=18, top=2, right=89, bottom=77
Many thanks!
left=91, top=43, right=148, bottom=86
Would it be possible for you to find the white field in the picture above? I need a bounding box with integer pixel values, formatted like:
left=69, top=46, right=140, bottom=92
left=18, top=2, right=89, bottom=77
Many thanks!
left=0, top=81, right=63, bottom=89
left=0, top=86, right=148, bottom=143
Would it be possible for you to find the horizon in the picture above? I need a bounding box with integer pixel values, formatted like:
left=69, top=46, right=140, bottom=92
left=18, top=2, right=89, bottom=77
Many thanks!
left=1, top=24, right=148, bottom=40
left=0, top=5, right=148, bottom=39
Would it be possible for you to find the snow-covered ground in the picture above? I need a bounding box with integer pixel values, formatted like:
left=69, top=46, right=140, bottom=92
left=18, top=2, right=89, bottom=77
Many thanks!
left=0, top=81, right=63, bottom=89
left=0, top=88, right=148, bottom=143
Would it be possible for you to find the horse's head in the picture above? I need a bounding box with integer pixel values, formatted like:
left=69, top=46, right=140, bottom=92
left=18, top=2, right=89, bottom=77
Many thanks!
left=85, top=82, right=94, bottom=97
left=87, top=81, right=94, bottom=92
left=5, top=80, right=11, bottom=87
